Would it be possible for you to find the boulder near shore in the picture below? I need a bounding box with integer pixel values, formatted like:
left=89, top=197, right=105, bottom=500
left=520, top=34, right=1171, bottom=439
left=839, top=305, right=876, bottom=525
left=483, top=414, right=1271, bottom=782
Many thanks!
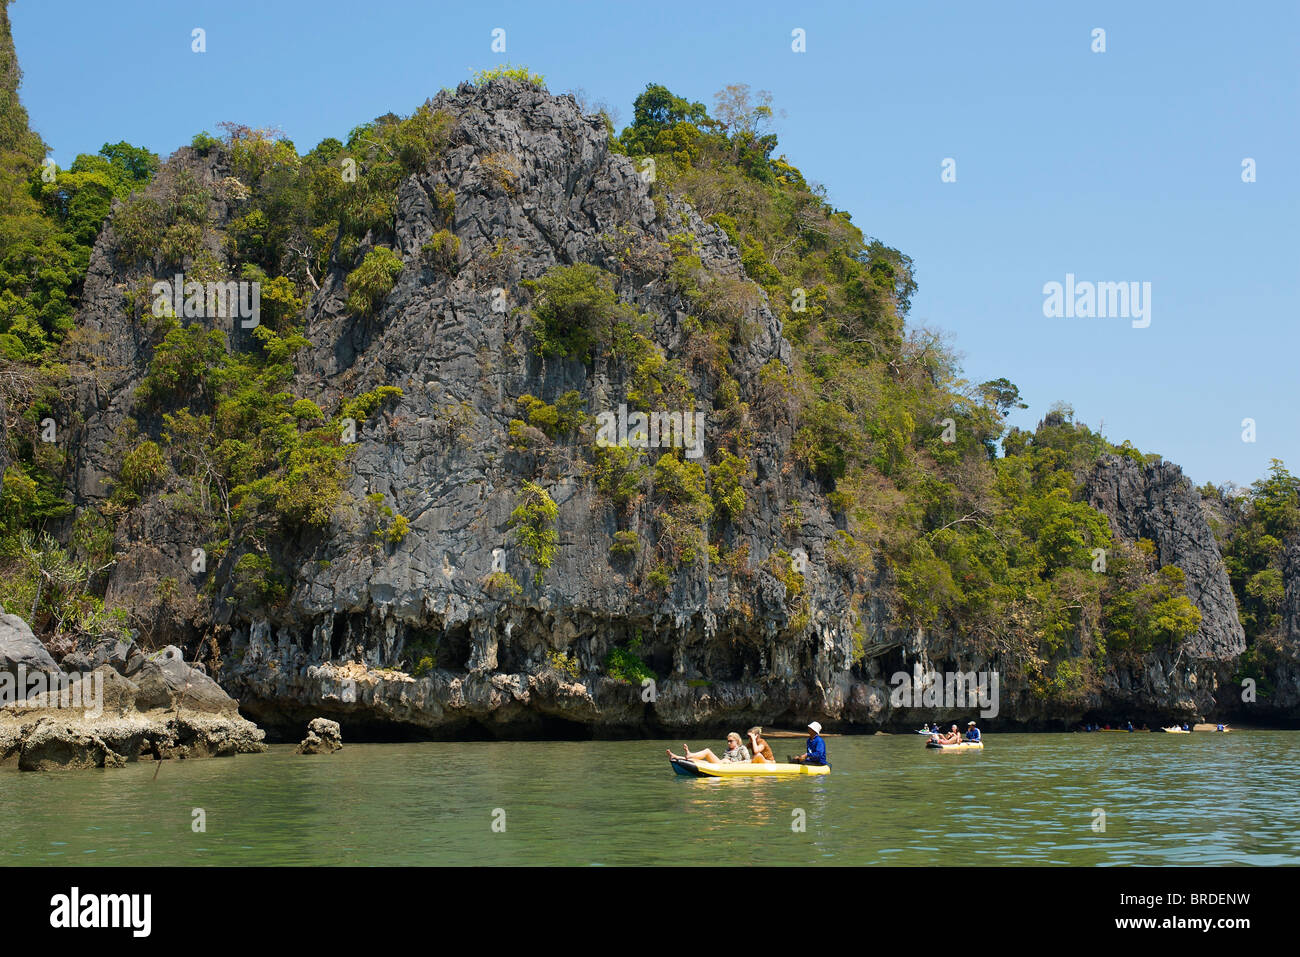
left=0, top=606, right=266, bottom=771
left=295, top=717, right=344, bottom=754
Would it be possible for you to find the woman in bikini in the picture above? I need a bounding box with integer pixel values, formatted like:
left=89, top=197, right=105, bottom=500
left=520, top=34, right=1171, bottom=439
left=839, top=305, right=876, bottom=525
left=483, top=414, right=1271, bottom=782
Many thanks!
left=747, top=726, right=775, bottom=764
left=668, top=733, right=750, bottom=764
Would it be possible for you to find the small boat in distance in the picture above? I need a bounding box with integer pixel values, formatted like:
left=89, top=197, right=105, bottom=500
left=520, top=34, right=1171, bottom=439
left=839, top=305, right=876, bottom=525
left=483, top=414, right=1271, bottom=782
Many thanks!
left=926, top=740, right=984, bottom=751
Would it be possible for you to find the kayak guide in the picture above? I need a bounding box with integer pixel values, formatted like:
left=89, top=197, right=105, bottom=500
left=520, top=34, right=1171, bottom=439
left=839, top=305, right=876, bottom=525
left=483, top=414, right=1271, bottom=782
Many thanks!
left=787, top=721, right=830, bottom=768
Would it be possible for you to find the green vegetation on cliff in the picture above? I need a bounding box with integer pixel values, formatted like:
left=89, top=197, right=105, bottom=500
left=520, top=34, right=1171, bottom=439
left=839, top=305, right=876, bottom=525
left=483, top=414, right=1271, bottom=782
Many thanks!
left=1209, top=461, right=1300, bottom=691
left=615, top=83, right=1207, bottom=700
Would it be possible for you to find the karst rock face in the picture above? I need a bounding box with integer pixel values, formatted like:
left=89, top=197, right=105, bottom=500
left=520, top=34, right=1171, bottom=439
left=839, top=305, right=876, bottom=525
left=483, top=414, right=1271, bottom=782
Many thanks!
left=1266, top=538, right=1300, bottom=713
left=1070, top=455, right=1246, bottom=719
left=61, top=79, right=1282, bottom=735
left=68, top=79, right=887, bottom=737
left=1085, top=454, right=1247, bottom=662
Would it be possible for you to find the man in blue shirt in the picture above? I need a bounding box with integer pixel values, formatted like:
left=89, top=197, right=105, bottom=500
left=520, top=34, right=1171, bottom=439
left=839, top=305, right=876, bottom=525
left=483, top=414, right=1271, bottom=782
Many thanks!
left=964, top=720, right=981, bottom=742
left=791, top=721, right=827, bottom=765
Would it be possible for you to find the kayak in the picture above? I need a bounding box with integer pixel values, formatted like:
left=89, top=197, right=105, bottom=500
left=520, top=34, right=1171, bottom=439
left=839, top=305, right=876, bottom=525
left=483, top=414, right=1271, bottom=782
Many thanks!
left=1161, top=727, right=1191, bottom=734
left=669, top=756, right=830, bottom=777
left=926, top=740, right=984, bottom=751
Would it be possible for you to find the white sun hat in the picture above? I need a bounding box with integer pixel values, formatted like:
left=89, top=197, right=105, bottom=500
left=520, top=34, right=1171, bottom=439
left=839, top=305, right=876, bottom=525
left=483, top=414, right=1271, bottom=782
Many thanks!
left=808, top=721, right=822, bottom=733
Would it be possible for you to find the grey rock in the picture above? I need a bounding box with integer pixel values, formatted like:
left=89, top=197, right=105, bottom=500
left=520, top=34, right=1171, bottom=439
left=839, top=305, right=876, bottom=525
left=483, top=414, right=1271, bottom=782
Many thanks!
left=0, top=612, right=60, bottom=676
left=92, top=665, right=142, bottom=715
left=12, top=711, right=266, bottom=771
left=1085, top=454, right=1246, bottom=661
left=1260, top=536, right=1300, bottom=713
left=65, top=78, right=867, bottom=735
left=295, top=717, right=343, bottom=754
left=132, top=651, right=238, bottom=715
left=3, top=661, right=265, bottom=771
left=87, top=637, right=138, bottom=673
left=0, top=722, right=21, bottom=763
left=60, top=652, right=93, bottom=673
left=17, top=719, right=148, bottom=771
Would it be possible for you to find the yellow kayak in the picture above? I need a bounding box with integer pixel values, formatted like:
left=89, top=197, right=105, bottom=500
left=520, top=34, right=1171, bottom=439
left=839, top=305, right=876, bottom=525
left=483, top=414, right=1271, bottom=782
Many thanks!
left=1161, top=727, right=1191, bottom=734
left=926, top=740, right=984, bottom=751
left=669, top=756, right=830, bottom=777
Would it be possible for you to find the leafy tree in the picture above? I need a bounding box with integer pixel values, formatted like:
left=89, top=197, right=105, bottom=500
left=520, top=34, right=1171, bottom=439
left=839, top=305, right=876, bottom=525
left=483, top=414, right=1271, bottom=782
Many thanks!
left=619, top=83, right=710, bottom=155
left=345, top=246, right=404, bottom=317
left=526, top=262, right=635, bottom=361
left=510, top=480, right=559, bottom=585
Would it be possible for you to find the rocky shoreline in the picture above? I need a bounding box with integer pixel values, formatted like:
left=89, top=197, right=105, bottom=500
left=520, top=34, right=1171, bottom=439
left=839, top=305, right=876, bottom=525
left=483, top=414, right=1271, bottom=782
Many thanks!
left=1, top=606, right=265, bottom=771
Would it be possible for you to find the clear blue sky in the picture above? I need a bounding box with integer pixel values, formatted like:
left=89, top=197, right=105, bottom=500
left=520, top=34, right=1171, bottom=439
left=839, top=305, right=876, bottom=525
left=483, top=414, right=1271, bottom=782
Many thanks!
left=11, top=1, right=1297, bottom=488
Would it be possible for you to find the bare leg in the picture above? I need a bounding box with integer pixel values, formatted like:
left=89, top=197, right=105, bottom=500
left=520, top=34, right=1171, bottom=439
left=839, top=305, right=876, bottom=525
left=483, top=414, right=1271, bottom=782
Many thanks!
left=694, top=748, right=721, bottom=763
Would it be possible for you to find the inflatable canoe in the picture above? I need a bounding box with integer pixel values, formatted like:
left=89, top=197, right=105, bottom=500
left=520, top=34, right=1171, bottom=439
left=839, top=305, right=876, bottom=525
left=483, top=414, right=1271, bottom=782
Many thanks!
left=1161, top=727, right=1191, bottom=734
left=669, top=756, right=830, bottom=777
left=926, top=740, right=984, bottom=751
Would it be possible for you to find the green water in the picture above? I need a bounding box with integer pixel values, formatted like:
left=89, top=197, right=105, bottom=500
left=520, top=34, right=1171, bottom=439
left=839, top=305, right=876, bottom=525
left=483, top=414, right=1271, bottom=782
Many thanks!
left=2, top=732, right=1296, bottom=866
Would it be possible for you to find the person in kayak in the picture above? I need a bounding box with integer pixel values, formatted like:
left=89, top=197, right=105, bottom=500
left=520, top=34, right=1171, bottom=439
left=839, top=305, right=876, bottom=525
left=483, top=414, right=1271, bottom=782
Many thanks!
left=964, top=720, right=981, bottom=742
left=790, top=721, right=827, bottom=765
left=669, top=733, right=750, bottom=764
left=747, top=727, right=775, bottom=764
left=932, top=724, right=961, bottom=745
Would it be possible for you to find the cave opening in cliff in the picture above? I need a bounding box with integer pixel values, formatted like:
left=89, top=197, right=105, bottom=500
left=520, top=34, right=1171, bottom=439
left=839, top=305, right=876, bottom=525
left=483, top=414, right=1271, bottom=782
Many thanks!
left=437, top=623, right=472, bottom=672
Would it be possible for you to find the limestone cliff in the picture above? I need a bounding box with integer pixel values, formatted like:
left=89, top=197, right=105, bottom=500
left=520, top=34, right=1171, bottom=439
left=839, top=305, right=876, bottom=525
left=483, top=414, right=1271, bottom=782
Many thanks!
left=51, top=79, right=1290, bottom=736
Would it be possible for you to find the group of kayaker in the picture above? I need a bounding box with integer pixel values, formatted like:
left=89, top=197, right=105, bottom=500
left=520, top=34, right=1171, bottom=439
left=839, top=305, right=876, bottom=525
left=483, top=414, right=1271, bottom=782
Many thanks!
left=1078, top=720, right=1206, bottom=732
left=926, top=720, right=980, bottom=745
left=668, top=721, right=829, bottom=766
